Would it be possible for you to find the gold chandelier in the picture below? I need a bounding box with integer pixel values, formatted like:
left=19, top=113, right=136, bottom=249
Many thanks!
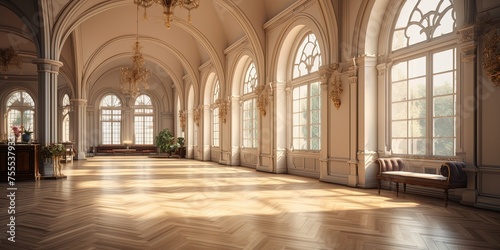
left=0, top=47, right=23, bottom=73
left=133, top=0, right=200, bottom=29
left=121, top=6, right=151, bottom=98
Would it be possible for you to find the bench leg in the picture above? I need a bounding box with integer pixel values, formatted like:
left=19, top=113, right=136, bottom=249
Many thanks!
left=377, top=180, right=381, bottom=194
left=404, top=183, right=407, bottom=193
left=444, top=189, right=449, bottom=207
left=396, top=182, right=399, bottom=197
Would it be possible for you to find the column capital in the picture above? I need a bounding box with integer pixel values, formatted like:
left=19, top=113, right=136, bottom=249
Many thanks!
left=70, top=99, right=87, bottom=106
left=32, top=59, right=63, bottom=74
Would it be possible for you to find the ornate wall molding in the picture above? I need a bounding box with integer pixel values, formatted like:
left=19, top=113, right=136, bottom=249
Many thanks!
left=255, top=83, right=271, bottom=116
left=179, top=110, right=186, bottom=131
left=329, top=74, right=343, bottom=109
left=216, top=98, right=230, bottom=123
left=483, top=29, right=500, bottom=87
left=458, top=25, right=477, bottom=43
left=193, top=106, right=201, bottom=127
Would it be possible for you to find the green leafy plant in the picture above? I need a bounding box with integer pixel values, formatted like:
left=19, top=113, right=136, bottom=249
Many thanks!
left=41, top=143, right=65, bottom=159
left=155, top=129, right=175, bottom=153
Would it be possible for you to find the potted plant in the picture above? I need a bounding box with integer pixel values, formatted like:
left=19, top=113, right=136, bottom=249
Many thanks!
left=21, top=125, right=33, bottom=143
left=176, top=137, right=185, bottom=158
left=41, top=143, right=66, bottom=177
left=155, top=129, right=175, bottom=155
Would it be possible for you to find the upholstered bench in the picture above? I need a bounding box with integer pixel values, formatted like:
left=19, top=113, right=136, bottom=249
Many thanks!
left=376, top=158, right=467, bottom=207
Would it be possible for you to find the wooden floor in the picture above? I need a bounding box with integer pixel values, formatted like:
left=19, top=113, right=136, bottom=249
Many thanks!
left=1, top=156, right=500, bottom=250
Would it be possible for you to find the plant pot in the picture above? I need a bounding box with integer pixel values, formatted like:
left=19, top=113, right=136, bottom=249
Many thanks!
left=22, top=133, right=31, bottom=143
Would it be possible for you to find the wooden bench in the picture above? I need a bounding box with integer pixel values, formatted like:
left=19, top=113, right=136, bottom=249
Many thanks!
left=376, top=158, right=467, bottom=207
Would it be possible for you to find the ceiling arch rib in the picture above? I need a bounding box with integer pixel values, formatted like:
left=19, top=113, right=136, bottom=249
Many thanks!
left=213, top=0, right=265, bottom=84
left=81, top=34, right=199, bottom=95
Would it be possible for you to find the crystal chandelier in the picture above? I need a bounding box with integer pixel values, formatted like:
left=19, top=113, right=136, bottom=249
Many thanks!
left=133, top=0, right=200, bottom=29
left=121, top=6, right=151, bottom=98
left=0, top=47, right=23, bottom=73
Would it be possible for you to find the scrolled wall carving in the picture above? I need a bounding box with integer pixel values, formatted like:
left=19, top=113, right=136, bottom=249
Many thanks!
left=255, top=83, right=271, bottom=116
left=483, top=29, right=500, bottom=87
left=179, top=110, right=186, bottom=131
left=216, top=98, right=229, bottom=123
left=193, top=106, right=201, bottom=127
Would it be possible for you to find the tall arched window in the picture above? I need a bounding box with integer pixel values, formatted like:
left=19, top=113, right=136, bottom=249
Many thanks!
left=291, top=32, right=321, bottom=150
left=242, top=62, right=258, bottom=148
left=212, top=80, right=220, bottom=147
left=6, top=90, right=35, bottom=138
left=134, top=94, right=154, bottom=144
left=62, top=94, right=71, bottom=142
left=390, top=0, right=456, bottom=156
left=100, top=94, right=122, bottom=145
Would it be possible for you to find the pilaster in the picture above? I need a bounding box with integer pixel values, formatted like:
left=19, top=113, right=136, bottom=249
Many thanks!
left=32, top=58, right=63, bottom=145
left=71, top=99, right=87, bottom=159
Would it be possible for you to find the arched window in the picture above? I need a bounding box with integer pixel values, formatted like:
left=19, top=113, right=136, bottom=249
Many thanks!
left=6, top=90, right=35, bottom=139
left=390, top=0, right=456, bottom=156
left=100, top=94, right=122, bottom=145
left=292, top=33, right=321, bottom=79
left=134, top=94, right=154, bottom=144
left=62, top=94, right=71, bottom=142
left=242, top=62, right=258, bottom=148
left=291, top=32, right=321, bottom=150
left=212, top=80, right=220, bottom=147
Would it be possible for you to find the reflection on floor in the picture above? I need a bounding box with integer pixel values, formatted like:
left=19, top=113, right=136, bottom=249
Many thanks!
left=1, top=156, right=499, bottom=249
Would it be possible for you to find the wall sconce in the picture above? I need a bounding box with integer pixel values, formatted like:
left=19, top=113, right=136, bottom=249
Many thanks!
left=483, top=29, right=500, bottom=87
left=216, top=98, right=229, bottom=123
left=0, top=47, right=23, bottom=73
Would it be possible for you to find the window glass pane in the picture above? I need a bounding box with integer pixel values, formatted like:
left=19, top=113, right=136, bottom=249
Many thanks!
left=409, top=99, right=426, bottom=119
left=433, top=138, right=455, bottom=156
left=392, top=121, right=408, bottom=138
left=408, top=78, right=426, bottom=99
left=433, top=95, right=454, bottom=117
left=392, top=61, right=407, bottom=81
left=411, top=139, right=426, bottom=155
left=392, top=139, right=408, bottom=154
left=392, top=81, right=407, bottom=102
left=410, top=119, right=426, bottom=138
left=433, top=49, right=454, bottom=73
left=392, top=102, right=407, bottom=120
left=433, top=72, right=454, bottom=96
left=433, top=117, right=454, bottom=137
left=408, top=57, right=426, bottom=78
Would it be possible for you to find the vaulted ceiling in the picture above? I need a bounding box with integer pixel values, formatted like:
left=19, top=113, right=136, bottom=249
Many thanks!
left=0, top=0, right=301, bottom=97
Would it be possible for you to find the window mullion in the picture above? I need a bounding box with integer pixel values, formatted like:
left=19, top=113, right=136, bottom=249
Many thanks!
left=426, top=52, right=433, bottom=156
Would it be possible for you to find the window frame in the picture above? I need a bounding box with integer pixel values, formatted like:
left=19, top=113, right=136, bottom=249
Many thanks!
left=133, top=94, right=154, bottom=145
left=288, top=31, right=322, bottom=152
left=99, top=94, right=122, bottom=145
left=387, top=0, right=458, bottom=158
left=241, top=61, right=258, bottom=149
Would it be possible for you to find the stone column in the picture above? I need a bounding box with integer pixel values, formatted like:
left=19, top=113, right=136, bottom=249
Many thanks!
left=71, top=99, right=87, bottom=159
left=33, top=59, right=63, bottom=145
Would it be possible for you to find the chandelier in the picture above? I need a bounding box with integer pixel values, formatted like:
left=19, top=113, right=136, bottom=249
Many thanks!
left=133, top=0, right=200, bottom=29
left=121, top=6, right=151, bottom=98
left=0, top=47, right=23, bottom=73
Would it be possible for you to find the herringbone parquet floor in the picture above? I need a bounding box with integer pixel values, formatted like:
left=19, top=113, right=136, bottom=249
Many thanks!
left=1, top=156, right=499, bottom=250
